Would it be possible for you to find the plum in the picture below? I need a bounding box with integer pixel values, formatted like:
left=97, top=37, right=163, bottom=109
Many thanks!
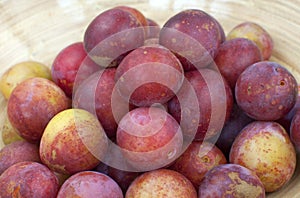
left=168, top=68, right=233, bottom=141
left=125, top=169, right=197, bottom=198
left=216, top=103, right=254, bottom=159
left=235, top=61, right=298, bottom=121
left=116, top=107, right=183, bottom=171
left=0, top=161, right=59, bottom=198
left=0, top=140, right=41, bottom=174
left=73, top=68, right=133, bottom=138
left=51, top=42, right=100, bottom=98
left=229, top=121, right=296, bottom=192
left=290, top=110, right=300, bottom=152
left=214, top=38, right=262, bottom=89
left=159, top=9, right=223, bottom=71
left=0, top=60, right=51, bottom=99
left=115, top=44, right=184, bottom=107
left=57, top=171, right=123, bottom=198
left=198, top=164, right=265, bottom=198
left=39, top=108, right=108, bottom=175
left=227, top=21, right=274, bottom=60
left=1, top=116, right=24, bottom=145
left=169, top=141, right=227, bottom=188
left=83, top=6, right=146, bottom=67
left=7, top=77, right=70, bottom=143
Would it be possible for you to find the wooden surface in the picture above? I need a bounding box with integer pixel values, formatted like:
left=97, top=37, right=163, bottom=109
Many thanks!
left=0, top=1, right=300, bottom=197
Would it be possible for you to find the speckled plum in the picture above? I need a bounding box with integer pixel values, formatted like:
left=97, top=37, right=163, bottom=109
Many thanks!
left=235, top=61, right=298, bottom=121
left=39, top=109, right=108, bottom=175
left=229, top=121, right=296, bottom=192
left=159, top=9, right=223, bottom=71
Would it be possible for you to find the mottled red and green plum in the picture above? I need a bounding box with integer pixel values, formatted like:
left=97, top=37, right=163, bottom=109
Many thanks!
left=7, top=77, right=70, bottom=143
left=229, top=121, right=296, bottom=192
left=39, top=109, right=108, bottom=175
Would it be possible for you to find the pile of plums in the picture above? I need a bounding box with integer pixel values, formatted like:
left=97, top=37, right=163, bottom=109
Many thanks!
left=0, top=5, right=299, bottom=198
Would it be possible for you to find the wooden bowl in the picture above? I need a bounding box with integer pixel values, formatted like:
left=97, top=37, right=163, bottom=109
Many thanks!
left=0, top=1, right=299, bottom=197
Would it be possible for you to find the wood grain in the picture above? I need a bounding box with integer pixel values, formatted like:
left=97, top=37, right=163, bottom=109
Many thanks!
left=0, top=1, right=299, bottom=197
